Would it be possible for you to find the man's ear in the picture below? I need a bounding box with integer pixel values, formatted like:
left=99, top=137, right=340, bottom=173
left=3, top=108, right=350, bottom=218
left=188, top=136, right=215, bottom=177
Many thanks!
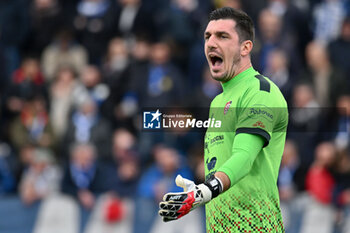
left=241, top=40, right=253, bottom=56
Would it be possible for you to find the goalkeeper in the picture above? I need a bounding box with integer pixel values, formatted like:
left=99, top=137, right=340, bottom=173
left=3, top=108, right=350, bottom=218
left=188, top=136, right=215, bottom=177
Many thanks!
left=159, top=7, right=288, bottom=232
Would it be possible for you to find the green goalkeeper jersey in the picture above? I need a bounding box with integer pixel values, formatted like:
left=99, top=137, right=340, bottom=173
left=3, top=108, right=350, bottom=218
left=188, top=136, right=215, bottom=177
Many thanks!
left=204, top=67, right=288, bottom=232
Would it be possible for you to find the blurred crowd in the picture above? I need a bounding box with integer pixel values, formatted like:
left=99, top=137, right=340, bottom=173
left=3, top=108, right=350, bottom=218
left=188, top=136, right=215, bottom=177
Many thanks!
left=0, top=0, right=350, bottom=233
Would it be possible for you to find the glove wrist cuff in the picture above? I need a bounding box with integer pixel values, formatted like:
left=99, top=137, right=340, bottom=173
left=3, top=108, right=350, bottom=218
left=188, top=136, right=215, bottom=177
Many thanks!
left=204, top=175, right=223, bottom=199
left=197, top=183, right=212, bottom=203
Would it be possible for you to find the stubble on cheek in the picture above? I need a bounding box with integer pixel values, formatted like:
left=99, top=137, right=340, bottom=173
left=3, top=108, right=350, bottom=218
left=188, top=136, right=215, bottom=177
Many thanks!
left=222, top=53, right=241, bottom=82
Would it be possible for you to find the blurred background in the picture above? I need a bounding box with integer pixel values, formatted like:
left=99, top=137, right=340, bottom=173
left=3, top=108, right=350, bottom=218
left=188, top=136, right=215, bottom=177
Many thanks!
left=0, top=0, right=349, bottom=232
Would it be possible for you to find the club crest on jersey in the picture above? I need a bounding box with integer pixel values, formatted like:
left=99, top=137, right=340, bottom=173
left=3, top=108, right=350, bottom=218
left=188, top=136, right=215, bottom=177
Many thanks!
left=224, top=101, right=232, bottom=115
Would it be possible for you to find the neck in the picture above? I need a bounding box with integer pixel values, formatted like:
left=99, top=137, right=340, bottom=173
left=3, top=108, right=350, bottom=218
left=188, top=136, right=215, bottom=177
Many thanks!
left=222, top=61, right=252, bottom=83
left=235, top=62, right=252, bottom=76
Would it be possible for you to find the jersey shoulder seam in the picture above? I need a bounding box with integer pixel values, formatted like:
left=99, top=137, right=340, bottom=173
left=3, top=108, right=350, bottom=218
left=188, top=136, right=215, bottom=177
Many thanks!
left=254, top=74, right=270, bottom=92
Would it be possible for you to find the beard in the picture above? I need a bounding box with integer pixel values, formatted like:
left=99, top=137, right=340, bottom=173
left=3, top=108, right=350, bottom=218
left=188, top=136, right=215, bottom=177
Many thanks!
left=211, top=51, right=241, bottom=83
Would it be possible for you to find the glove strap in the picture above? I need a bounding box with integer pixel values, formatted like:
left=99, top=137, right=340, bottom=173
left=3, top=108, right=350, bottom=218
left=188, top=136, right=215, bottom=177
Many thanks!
left=204, top=175, right=223, bottom=199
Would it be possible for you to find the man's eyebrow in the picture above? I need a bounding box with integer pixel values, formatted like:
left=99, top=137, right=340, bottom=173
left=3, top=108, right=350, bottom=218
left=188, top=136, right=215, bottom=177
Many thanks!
left=204, top=31, right=230, bottom=37
left=216, top=31, right=230, bottom=36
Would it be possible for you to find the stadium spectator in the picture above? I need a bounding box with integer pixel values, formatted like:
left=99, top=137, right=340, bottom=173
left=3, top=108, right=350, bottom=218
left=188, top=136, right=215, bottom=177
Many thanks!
left=0, top=143, right=16, bottom=196
left=117, top=40, right=187, bottom=159
left=332, top=146, right=350, bottom=232
left=333, top=95, right=350, bottom=150
left=24, top=0, right=64, bottom=56
left=128, top=40, right=186, bottom=108
left=41, top=29, right=88, bottom=82
left=0, top=46, right=7, bottom=94
left=15, top=144, right=37, bottom=185
left=301, top=41, right=348, bottom=107
left=278, top=139, right=305, bottom=233
left=161, top=0, right=213, bottom=82
left=107, top=128, right=139, bottom=197
left=108, top=37, right=151, bottom=128
left=328, top=17, right=350, bottom=75
left=253, top=8, right=301, bottom=73
left=239, top=0, right=266, bottom=23
left=0, top=79, right=6, bottom=141
left=85, top=128, right=140, bottom=229
left=49, top=66, right=89, bottom=139
left=133, top=144, right=192, bottom=233
left=79, top=65, right=110, bottom=109
left=61, top=97, right=112, bottom=159
left=4, top=57, right=47, bottom=118
left=19, top=148, right=59, bottom=205
left=102, top=37, right=130, bottom=78
left=266, top=0, right=312, bottom=64
left=264, top=48, right=294, bottom=102
left=113, top=0, right=156, bottom=40
left=279, top=140, right=300, bottom=202
left=9, top=96, right=56, bottom=153
left=312, top=0, right=346, bottom=45
left=289, top=83, right=320, bottom=166
left=0, top=0, right=29, bottom=80
left=130, top=36, right=151, bottom=63
left=190, top=66, right=222, bottom=108
left=302, top=142, right=337, bottom=233
left=309, top=143, right=336, bottom=195
left=186, top=39, right=208, bottom=90
left=101, top=37, right=131, bottom=123
left=158, top=0, right=211, bottom=59
left=61, top=143, right=109, bottom=233
left=72, top=0, right=117, bottom=64
left=214, top=0, right=242, bottom=9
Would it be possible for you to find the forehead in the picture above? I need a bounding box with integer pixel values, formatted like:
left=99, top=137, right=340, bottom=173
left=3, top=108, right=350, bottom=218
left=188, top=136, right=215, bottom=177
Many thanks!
left=205, top=19, right=237, bottom=34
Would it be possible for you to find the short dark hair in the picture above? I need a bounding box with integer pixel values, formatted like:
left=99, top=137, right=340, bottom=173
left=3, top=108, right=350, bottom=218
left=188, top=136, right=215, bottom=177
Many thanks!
left=208, top=7, right=255, bottom=43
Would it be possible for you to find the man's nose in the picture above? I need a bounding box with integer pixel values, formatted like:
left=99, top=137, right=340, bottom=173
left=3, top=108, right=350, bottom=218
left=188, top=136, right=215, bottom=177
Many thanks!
left=206, top=36, right=217, bottom=49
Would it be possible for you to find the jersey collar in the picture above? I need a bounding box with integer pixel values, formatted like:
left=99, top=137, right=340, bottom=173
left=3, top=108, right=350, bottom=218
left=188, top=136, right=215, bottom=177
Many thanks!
left=221, top=67, right=257, bottom=92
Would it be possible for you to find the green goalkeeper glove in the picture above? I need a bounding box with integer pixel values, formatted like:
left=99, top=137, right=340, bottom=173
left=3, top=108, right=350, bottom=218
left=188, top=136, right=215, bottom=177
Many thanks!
left=158, top=174, right=223, bottom=222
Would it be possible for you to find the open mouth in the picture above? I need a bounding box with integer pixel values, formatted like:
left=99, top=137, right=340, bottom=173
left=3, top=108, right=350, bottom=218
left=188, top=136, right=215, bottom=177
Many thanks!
left=209, top=54, right=223, bottom=68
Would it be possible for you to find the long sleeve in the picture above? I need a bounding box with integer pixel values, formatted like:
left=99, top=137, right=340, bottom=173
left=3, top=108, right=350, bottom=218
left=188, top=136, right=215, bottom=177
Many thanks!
left=218, top=133, right=264, bottom=187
